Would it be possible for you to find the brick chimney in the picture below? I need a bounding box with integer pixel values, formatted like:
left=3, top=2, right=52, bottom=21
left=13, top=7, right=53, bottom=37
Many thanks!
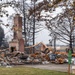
left=14, top=14, right=22, bottom=39
left=9, top=14, right=24, bottom=53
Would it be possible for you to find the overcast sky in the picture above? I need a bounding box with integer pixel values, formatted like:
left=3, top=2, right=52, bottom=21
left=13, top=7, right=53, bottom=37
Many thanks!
left=0, top=0, right=65, bottom=45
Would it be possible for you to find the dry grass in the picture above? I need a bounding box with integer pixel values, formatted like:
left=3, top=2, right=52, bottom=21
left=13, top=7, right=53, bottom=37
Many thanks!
left=0, top=66, right=74, bottom=75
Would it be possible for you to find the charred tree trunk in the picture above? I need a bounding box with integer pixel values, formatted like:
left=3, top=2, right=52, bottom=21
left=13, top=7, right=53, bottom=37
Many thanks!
left=69, top=35, right=73, bottom=53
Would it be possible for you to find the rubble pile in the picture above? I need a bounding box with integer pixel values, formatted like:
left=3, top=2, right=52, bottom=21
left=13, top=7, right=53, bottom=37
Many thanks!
left=25, top=49, right=51, bottom=64
left=0, top=49, right=28, bottom=66
left=0, top=48, right=51, bottom=66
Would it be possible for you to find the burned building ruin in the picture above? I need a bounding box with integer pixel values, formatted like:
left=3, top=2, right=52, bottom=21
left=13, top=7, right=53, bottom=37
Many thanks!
left=9, top=14, right=24, bottom=53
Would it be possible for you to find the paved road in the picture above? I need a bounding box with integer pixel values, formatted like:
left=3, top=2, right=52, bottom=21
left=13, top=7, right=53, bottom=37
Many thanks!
left=25, top=63, right=74, bottom=73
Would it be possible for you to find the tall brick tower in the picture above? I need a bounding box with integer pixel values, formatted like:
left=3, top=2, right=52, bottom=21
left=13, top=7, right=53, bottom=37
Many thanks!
left=9, top=14, right=24, bottom=53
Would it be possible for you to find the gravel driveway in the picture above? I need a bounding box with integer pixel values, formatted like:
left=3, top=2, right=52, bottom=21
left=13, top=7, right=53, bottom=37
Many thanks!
left=25, top=63, right=74, bottom=73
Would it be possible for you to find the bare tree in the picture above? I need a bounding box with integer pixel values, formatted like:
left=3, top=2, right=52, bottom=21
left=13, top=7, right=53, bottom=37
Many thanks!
left=14, top=0, right=44, bottom=46
left=46, top=6, right=75, bottom=52
left=0, top=0, right=74, bottom=47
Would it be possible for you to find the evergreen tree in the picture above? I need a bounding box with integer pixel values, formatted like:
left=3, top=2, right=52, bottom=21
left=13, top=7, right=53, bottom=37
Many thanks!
left=0, top=26, right=4, bottom=46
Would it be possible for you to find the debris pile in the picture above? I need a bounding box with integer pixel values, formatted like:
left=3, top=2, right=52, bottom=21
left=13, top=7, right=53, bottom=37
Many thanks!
left=0, top=47, right=52, bottom=65
left=0, top=49, right=28, bottom=66
left=25, top=48, right=51, bottom=64
left=1, top=43, right=75, bottom=65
